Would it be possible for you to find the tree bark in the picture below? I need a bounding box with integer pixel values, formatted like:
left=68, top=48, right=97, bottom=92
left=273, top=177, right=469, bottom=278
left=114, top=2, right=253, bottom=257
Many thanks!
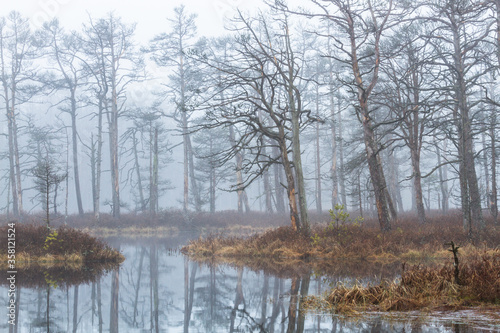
left=133, top=131, right=146, bottom=212
left=95, top=97, right=104, bottom=221
left=109, top=37, right=120, bottom=218
left=362, top=109, right=394, bottom=231
left=411, top=146, right=426, bottom=224
left=451, top=10, right=483, bottom=230
left=273, top=146, right=286, bottom=213
left=482, top=131, right=491, bottom=210
left=329, top=89, right=338, bottom=209
left=70, top=88, right=84, bottom=216
left=283, top=19, right=308, bottom=231
left=280, top=136, right=301, bottom=231
left=337, top=97, right=347, bottom=207
left=229, top=124, right=250, bottom=213
left=343, top=0, right=395, bottom=231
left=490, top=117, right=498, bottom=224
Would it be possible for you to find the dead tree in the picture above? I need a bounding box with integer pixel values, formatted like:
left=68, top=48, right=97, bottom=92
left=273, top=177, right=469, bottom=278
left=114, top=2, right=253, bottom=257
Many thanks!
left=194, top=10, right=316, bottom=232
left=302, top=0, right=404, bottom=231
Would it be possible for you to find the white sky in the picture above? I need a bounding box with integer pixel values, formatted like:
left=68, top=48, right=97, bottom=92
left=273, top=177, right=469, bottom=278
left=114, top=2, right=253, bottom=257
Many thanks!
left=0, top=0, right=267, bottom=42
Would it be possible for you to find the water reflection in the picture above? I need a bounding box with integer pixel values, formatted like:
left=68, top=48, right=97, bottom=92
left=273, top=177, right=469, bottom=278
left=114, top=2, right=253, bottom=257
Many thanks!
left=0, top=237, right=498, bottom=332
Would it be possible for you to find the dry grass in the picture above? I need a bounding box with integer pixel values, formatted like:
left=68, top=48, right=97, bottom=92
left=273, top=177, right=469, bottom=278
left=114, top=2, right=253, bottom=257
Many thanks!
left=325, top=252, right=500, bottom=313
left=182, top=214, right=500, bottom=263
left=0, top=224, right=124, bottom=264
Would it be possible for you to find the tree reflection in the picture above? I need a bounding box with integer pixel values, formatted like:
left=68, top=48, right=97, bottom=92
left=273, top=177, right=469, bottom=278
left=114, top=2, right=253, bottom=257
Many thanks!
left=286, top=271, right=311, bottom=333
left=184, top=257, right=197, bottom=333
left=150, top=243, right=159, bottom=332
left=72, top=285, right=78, bottom=333
left=2, top=240, right=492, bottom=332
left=110, top=268, right=119, bottom=333
left=229, top=267, right=245, bottom=332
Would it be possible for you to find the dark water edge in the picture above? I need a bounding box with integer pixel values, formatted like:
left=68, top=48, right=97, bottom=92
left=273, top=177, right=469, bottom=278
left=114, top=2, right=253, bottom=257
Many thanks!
left=0, top=235, right=498, bottom=332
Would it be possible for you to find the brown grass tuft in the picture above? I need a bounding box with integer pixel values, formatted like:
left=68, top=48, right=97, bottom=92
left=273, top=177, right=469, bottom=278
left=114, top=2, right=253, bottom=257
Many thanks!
left=325, top=252, right=500, bottom=313
left=0, top=224, right=124, bottom=264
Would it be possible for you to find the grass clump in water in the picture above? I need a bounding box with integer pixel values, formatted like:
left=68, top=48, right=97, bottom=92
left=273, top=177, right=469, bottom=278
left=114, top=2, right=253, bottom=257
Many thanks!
left=325, top=252, right=500, bottom=313
left=0, top=224, right=124, bottom=266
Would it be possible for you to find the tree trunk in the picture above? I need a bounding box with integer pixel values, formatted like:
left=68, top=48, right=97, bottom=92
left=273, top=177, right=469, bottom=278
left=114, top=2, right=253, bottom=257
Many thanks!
left=462, top=106, right=483, bottom=229
left=263, top=146, right=273, bottom=213
left=329, top=91, right=338, bottom=209
left=46, top=173, right=50, bottom=227
left=7, top=107, right=18, bottom=216
left=358, top=173, right=363, bottom=218
left=183, top=110, right=189, bottom=213
left=290, top=89, right=308, bottom=232
left=133, top=131, right=146, bottom=212
left=150, top=127, right=158, bottom=216
left=280, top=136, right=301, bottom=231
left=436, top=142, right=449, bottom=213
left=94, top=97, right=104, bottom=221
left=452, top=23, right=483, bottom=230
left=482, top=131, right=491, bottom=210
left=229, top=125, right=250, bottom=213
left=285, top=25, right=308, bottom=232
left=273, top=146, right=286, bottom=213
left=313, top=79, right=322, bottom=213
left=411, top=146, right=426, bottom=224
left=337, top=97, right=347, bottom=207
left=12, top=90, right=22, bottom=217
left=210, top=162, right=216, bottom=213
left=362, top=108, right=394, bottom=231
left=91, top=134, right=97, bottom=217
left=70, top=91, right=84, bottom=216
left=315, top=120, right=322, bottom=214
left=109, top=41, right=120, bottom=218
left=458, top=142, right=471, bottom=232
left=490, top=118, right=498, bottom=224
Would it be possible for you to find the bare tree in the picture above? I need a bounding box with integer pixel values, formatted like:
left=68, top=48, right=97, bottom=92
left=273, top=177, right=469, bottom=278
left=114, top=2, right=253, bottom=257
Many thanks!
left=424, top=0, right=492, bottom=230
left=41, top=19, right=87, bottom=216
left=195, top=10, right=315, bottom=232
left=0, top=12, right=39, bottom=217
left=82, top=13, right=143, bottom=218
left=302, top=0, right=404, bottom=231
left=147, top=5, right=203, bottom=213
left=379, top=24, right=436, bottom=224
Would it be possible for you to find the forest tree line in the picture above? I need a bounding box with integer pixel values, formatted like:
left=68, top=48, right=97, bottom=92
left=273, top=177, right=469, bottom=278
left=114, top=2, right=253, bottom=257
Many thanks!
left=1, top=0, right=500, bottom=233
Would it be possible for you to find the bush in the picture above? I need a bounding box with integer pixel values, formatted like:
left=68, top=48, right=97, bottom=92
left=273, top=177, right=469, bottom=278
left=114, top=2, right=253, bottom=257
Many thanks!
left=0, top=224, right=123, bottom=263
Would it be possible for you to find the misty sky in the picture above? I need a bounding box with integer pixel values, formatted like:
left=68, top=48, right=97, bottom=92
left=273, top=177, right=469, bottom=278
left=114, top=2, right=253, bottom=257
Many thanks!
left=0, top=0, right=266, bottom=41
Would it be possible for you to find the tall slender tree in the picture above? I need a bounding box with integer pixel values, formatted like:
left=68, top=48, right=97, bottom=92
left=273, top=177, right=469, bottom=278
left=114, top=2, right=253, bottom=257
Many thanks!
left=41, top=19, right=86, bottom=216
left=148, top=5, right=203, bottom=213
left=82, top=13, right=143, bottom=217
left=304, top=0, right=403, bottom=231
left=0, top=12, right=38, bottom=217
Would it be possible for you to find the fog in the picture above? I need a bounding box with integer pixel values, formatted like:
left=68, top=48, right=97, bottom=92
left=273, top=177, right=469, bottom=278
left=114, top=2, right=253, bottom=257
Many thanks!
left=1, top=0, right=498, bottom=233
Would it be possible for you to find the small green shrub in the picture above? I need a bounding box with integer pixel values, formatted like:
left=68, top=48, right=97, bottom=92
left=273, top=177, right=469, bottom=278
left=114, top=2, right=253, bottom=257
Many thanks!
left=43, top=229, right=62, bottom=251
left=328, top=204, right=363, bottom=230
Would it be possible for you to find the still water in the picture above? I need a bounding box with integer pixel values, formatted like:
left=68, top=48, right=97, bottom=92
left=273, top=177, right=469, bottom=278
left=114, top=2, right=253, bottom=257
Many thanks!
left=1, top=235, right=499, bottom=332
